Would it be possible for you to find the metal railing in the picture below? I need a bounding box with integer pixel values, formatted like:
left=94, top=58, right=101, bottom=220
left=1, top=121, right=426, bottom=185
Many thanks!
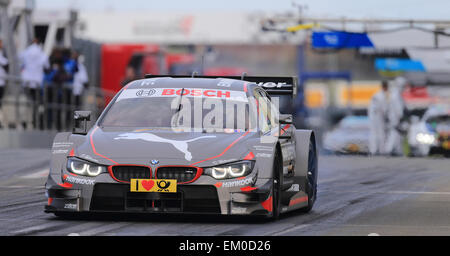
left=0, top=74, right=116, bottom=132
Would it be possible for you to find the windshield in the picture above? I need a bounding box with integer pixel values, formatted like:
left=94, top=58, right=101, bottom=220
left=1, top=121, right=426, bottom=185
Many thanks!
left=339, top=116, right=369, bottom=130
left=99, top=88, right=254, bottom=131
left=426, top=115, right=450, bottom=132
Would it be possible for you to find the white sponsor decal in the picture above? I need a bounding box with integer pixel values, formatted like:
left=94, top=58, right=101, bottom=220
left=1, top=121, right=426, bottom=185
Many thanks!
left=287, top=184, right=300, bottom=192
left=222, top=176, right=256, bottom=188
left=140, top=80, right=156, bottom=86
left=52, top=142, right=73, bottom=148
left=253, top=145, right=273, bottom=152
left=217, top=79, right=233, bottom=87
left=65, top=175, right=95, bottom=185
left=64, top=203, right=77, bottom=210
left=114, top=133, right=216, bottom=161
left=52, top=149, right=69, bottom=154
left=256, top=153, right=272, bottom=158
left=255, top=82, right=288, bottom=88
left=231, top=207, right=247, bottom=214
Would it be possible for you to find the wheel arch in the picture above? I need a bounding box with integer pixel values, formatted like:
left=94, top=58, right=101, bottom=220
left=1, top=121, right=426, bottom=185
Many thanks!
left=293, top=129, right=316, bottom=179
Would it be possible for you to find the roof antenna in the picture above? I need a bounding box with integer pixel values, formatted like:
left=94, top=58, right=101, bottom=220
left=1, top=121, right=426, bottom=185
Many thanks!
left=241, top=72, right=247, bottom=80
left=192, top=71, right=198, bottom=77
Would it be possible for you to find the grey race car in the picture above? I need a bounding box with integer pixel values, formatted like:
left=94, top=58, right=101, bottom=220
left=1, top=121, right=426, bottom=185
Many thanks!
left=44, top=75, right=318, bottom=219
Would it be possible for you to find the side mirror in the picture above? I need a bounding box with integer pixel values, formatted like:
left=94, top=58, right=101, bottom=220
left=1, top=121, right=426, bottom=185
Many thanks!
left=279, top=114, right=293, bottom=125
left=73, top=111, right=91, bottom=135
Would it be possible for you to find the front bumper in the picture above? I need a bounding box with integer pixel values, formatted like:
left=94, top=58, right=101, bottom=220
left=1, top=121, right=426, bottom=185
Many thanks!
left=45, top=175, right=273, bottom=216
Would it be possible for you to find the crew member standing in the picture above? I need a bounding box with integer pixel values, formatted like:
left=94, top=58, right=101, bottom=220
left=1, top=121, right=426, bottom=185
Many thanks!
left=368, top=80, right=389, bottom=155
left=0, top=39, right=8, bottom=107
left=385, top=76, right=407, bottom=156
left=20, top=38, right=49, bottom=100
left=72, top=54, right=88, bottom=110
left=19, top=38, right=49, bottom=128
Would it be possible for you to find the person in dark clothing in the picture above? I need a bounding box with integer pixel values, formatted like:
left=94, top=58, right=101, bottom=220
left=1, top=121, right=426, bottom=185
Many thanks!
left=121, top=66, right=138, bottom=87
left=0, top=39, right=8, bottom=108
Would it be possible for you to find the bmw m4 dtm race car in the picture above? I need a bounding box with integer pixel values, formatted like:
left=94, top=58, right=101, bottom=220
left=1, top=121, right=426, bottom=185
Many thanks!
left=45, top=75, right=318, bottom=219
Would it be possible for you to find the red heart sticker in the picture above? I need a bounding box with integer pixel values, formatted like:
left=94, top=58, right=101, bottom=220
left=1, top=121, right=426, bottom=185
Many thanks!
left=141, top=180, right=154, bottom=191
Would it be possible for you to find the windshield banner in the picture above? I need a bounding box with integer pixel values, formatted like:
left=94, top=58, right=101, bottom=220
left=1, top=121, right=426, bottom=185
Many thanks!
left=117, top=88, right=249, bottom=102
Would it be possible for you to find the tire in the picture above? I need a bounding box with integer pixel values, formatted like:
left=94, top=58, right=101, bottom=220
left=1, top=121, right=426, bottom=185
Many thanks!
left=271, top=149, right=282, bottom=220
left=301, top=139, right=318, bottom=213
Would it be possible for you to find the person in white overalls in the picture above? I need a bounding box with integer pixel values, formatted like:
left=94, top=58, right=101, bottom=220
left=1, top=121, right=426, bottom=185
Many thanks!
left=368, top=80, right=389, bottom=155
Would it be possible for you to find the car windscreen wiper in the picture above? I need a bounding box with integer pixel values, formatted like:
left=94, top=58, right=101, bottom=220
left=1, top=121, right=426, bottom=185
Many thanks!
left=173, top=88, right=185, bottom=128
left=175, top=88, right=185, bottom=113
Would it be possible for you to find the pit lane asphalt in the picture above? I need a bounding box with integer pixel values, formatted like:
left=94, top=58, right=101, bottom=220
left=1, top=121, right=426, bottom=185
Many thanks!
left=1, top=148, right=450, bottom=236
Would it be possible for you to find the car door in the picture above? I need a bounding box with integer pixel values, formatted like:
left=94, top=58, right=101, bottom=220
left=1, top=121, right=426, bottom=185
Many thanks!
left=256, top=89, right=295, bottom=190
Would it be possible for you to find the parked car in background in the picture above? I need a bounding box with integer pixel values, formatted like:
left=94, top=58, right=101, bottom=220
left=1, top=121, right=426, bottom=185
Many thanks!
left=322, top=115, right=370, bottom=154
left=407, top=104, right=450, bottom=157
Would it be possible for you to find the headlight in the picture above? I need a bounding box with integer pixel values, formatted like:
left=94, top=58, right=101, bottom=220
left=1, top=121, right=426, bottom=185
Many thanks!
left=416, top=133, right=435, bottom=145
left=204, top=161, right=254, bottom=180
left=67, top=158, right=107, bottom=177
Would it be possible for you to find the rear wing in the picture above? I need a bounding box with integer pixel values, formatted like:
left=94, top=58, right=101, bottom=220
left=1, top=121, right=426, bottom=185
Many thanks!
left=144, top=74, right=298, bottom=98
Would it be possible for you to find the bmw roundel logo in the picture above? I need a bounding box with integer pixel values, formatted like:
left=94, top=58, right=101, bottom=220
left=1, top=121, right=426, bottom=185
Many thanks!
left=150, top=159, right=159, bottom=165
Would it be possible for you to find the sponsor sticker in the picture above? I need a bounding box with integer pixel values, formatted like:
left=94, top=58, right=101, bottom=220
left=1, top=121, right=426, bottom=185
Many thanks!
left=256, top=153, right=272, bottom=158
left=130, top=179, right=177, bottom=193
left=231, top=207, right=247, bottom=214
left=64, top=203, right=77, bottom=210
left=286, top=184, right=300, bottom=192
left=217, top=79, right=233, bottom=87
left=117, top=88, right=248, bottom=102
left=222, top=176, right=256, bottom=188
left=52, top=149, right=69, bottom=154
left=253, top=145, right=273, bottom=152
left=64, top=175, right=95, bottom=186
left=52, top=142, right=73, bottom=148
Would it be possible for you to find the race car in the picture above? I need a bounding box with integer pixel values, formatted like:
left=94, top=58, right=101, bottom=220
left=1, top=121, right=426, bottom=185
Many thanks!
left=44, top=75, right=318, bottom=219
left=408, top=104, right=450, bottom=157
left=322, top=115, right=370, bottom=154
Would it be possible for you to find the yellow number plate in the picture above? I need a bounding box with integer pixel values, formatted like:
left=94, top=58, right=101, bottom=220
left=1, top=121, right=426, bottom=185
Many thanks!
left=130, top=179, right=177, bottom=193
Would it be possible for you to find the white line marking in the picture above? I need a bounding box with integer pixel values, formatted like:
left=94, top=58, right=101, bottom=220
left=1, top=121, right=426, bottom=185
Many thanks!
left=271, top=224, right=310, bottom=236
left=368, top=233, right=380, bottom=236
left=0, top=186, right=43, bottom=189
left=323, top=189, right=450, bottom=196
left=386, top=191, right=450, bottom=195
left=11, top=223, right=58, bottom=235
left=79, top=223, right=132, bottom=236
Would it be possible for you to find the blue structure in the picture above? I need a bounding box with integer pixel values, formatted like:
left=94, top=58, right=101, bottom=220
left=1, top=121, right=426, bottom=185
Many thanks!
left=375, top=58, right=426, bottom=72
left=312, top=31, right=374, bottom=49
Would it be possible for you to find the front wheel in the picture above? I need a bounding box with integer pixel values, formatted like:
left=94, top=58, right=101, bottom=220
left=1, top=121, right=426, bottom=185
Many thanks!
left=271, top=150, right=282, bottom=220
left=301, top=140, right=318, bottom=213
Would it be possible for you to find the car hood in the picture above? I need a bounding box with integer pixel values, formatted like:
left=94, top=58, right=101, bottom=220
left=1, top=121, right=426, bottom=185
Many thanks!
left=73, top=127, right=258, bottom=166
